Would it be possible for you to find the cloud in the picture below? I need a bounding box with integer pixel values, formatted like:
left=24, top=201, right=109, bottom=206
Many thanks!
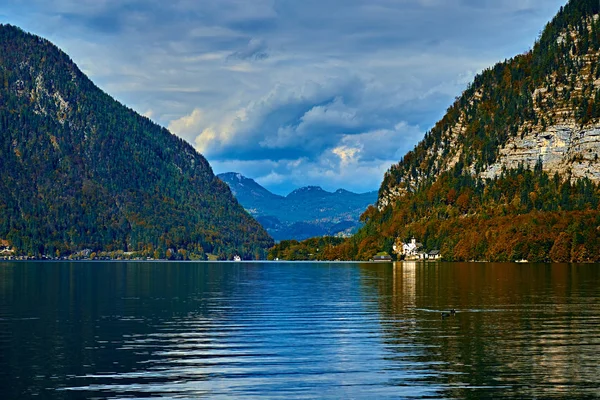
left=332, top=146, right=360, bottom=166
left=212, top=155, right=392, bottom=195
left=169, top=70, right=431, bottom=175
left=169, top=108, right=204, bottom=137
left=1, top=0, right=568, bottom=193
left=337, top=122, right=425, bottom=163
left=228, top=38, right=269, bottom=60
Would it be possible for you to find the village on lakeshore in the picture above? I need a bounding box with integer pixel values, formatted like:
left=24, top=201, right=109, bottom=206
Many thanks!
left=2, top=236, right=446, bottom=263
left=0, top=240, right=246, bottom=262
left=371, top=237, right=442, bottom=262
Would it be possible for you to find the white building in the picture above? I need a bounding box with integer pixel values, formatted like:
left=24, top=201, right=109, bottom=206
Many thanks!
left=393, top=237, right=423, bottom=258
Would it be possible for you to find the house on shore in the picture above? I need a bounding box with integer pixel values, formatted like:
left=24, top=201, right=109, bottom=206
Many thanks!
left=393, top=237, right=441, bottom=261
left=422, top=250, right=441, bottom=261
left=372, top=252, right=393, bottom=262
left=0, top=239, right=14, bottom=256
left=393, top=237, right=422, bottom=260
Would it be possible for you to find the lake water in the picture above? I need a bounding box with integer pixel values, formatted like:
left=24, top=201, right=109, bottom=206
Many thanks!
left=0, top=261, right=599, bottom=399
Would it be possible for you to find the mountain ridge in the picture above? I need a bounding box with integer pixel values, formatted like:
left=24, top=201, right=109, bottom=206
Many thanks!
left=218, top=172, right=377, bottom=241
left=379, top=0, right=600, bottom=208
left=0, top=24, right=273, bottom=259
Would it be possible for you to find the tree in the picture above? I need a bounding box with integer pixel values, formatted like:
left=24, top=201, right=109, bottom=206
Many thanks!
left=456, top=192, right=470, bottom=213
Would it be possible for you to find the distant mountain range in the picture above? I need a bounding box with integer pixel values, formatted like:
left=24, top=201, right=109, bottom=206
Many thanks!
left=0, top=24, right=273, bottom=259
left=218, top=173, right=377, bottom=241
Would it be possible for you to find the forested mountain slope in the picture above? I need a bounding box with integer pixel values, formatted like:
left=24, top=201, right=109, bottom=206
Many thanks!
left=0, top=24, right=273, bottom=259
left=380, top=0, right=600, bottom=207
left=272, top=0, right=600, bottom=262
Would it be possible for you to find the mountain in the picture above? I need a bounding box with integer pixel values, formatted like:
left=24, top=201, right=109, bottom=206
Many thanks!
left=218, top=173, right=377, bottom=241
left=271, top=0, right=600, bottom=263
left=378, top=0, right=600, bottom=209
left=217, top=172, right=285, bottom=216
left=0, top=24, right=273, bottom=260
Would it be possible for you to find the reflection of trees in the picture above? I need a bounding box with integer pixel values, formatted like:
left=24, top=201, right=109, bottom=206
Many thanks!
left=359, top=262, right=600, bottom=399
left=0, top=262, right=246, bottom=399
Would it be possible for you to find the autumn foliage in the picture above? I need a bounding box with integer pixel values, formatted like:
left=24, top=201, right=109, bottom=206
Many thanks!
left=271, top=163, right=600, bottom=263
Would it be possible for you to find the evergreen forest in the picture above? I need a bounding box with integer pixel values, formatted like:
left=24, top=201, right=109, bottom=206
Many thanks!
left=0, top=24, right=273, bottom=259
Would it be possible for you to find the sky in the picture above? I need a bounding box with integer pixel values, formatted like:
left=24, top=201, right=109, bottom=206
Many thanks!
left=0, top=0, right=566, bottom=195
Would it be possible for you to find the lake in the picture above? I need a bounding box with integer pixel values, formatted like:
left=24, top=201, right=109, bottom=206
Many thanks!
left=0, top=261, right=599, bottom=399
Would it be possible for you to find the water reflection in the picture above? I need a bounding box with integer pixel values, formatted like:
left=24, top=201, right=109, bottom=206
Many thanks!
left=0, top=262, right=599, bottom=399
left=393, top=261, right=416, bottom=309
left=365, top=262, right=600, bottom=399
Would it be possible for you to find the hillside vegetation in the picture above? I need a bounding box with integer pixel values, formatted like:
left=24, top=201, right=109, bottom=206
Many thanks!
left=0, top=25, right=273, bottom=259
left=271, top=0, right=600, bottom=263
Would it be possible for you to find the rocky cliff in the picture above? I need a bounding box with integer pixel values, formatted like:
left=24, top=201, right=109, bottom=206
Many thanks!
left=379, top=1, right=600, bottom=208
left=481, top=124, right=600, bottom=181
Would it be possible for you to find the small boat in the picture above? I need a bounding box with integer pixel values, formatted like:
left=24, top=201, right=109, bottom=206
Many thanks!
left=233, top=255, right=241, bottom=262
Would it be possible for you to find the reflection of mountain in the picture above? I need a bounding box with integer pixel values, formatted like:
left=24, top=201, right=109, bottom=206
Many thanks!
left=360, top=262, right=600, bottom=399
left=218, top=172, right=377, bottom=241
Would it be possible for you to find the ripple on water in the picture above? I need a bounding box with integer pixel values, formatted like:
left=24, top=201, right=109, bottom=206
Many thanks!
left=0, top=262, right=599, bottom=399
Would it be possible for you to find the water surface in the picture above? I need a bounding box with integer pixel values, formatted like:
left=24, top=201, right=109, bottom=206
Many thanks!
left=0, top=261, right=598, bottom=399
